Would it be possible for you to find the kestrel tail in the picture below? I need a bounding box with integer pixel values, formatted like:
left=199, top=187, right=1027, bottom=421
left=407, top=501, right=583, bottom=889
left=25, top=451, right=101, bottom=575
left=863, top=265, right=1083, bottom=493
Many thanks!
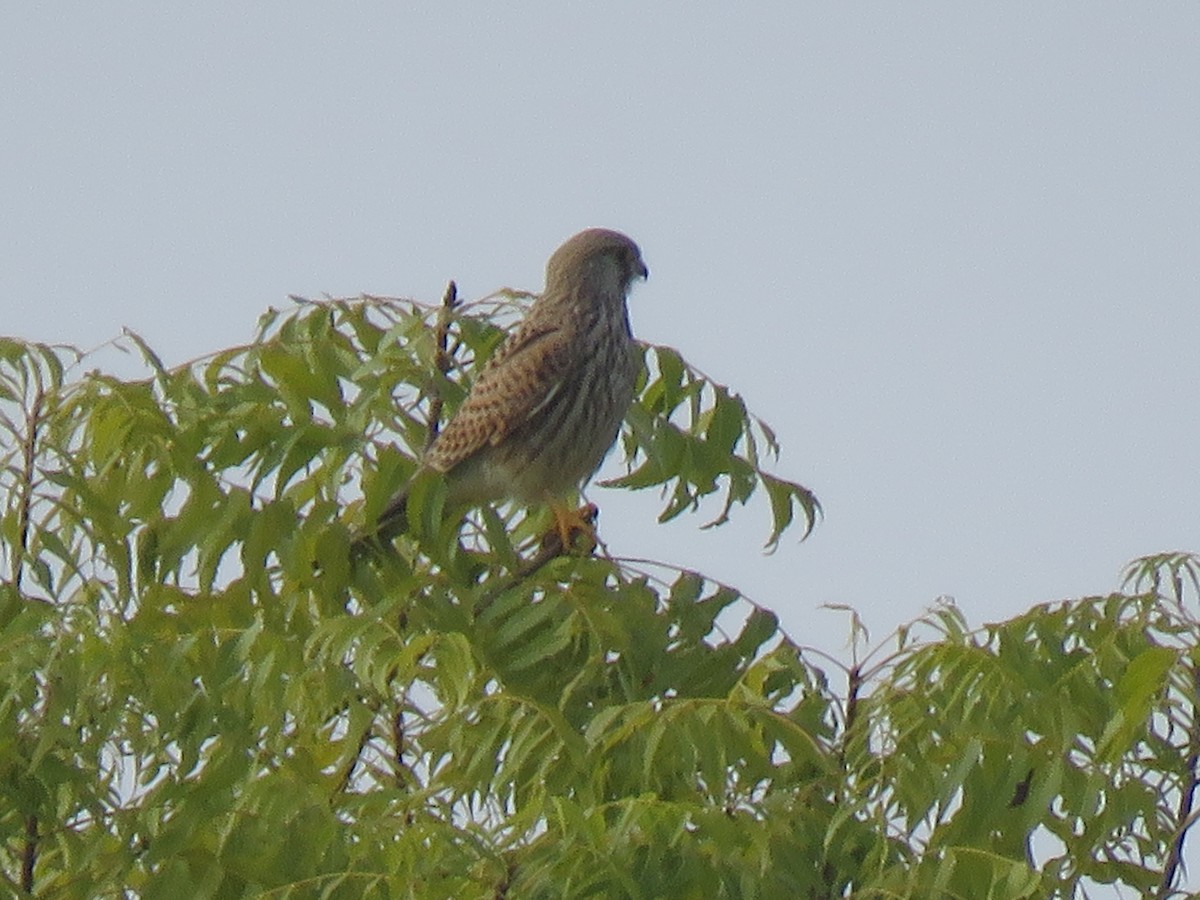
left=356, top=227, right=648, bottom=554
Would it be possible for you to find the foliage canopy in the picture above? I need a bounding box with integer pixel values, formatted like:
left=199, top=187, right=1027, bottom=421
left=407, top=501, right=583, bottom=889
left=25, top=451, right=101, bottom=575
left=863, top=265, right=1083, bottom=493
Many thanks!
left=1, top=295, right=1199, bottom=898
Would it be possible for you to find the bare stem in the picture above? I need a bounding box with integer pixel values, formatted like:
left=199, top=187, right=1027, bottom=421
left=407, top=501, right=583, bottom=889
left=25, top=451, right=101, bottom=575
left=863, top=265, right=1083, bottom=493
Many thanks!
left=21, top=814, right=37, bottom=894
left=426, top=280, right=459, bottom=449
left=1159, top=659, right=1200, bottom=897
left=14, top=387, right=44, bottom=591
left=393, top=703, right=417, bottom=798
left=335, top=711, right=375, bottom=795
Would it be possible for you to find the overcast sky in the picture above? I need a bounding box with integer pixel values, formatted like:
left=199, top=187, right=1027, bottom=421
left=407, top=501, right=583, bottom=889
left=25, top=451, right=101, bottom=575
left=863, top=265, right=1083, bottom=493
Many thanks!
left=4, top=4, right=1199, bottom=886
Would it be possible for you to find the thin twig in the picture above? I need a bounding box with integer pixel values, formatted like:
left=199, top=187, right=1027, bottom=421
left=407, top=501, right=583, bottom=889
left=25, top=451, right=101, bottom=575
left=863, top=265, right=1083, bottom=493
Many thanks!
left=426, top=281, right=459, bottom=449
left=393, top=705, right=406, bottom=788
left=844, top=663, right=862, bottom=737
left=1159, top=658, right=1200, bottom=897
left=392, top=703, right=419, bottom=811
left=14, top=387, right=45, bottom=590
left=335, top=711, right=374, bottom=795
left=493, top=862, right=515, bottom=899
left=21, top=814, right=37, bottom=893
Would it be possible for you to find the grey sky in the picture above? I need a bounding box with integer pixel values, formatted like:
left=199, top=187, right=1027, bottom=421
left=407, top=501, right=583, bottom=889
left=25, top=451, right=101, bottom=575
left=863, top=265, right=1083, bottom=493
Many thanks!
left=4, top=3, right=1199, bottom=887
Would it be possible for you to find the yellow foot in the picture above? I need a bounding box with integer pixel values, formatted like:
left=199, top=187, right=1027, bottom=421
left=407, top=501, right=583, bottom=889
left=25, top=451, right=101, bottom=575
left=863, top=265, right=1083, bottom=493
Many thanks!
left=542, top=503, right=600, bottom=556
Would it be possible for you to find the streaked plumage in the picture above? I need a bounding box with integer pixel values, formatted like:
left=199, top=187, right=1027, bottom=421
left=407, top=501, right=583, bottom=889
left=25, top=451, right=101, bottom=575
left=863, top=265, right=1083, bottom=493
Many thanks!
left=362, top=228, right=647, bottom=548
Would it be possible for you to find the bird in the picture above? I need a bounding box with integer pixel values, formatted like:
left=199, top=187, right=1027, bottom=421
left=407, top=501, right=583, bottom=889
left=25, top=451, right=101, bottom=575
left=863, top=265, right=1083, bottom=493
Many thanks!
left=353, top=227, right=648, bottom=556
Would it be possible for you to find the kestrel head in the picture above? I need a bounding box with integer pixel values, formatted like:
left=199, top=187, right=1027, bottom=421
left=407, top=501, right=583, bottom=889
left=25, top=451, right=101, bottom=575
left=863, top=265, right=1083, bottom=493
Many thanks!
left=544, top=228, right=649, bottom=299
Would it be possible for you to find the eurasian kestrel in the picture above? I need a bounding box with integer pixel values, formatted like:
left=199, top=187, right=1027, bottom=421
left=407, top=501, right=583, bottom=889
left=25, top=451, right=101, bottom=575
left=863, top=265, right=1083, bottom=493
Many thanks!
left=357, top=228, right=648, bottom=552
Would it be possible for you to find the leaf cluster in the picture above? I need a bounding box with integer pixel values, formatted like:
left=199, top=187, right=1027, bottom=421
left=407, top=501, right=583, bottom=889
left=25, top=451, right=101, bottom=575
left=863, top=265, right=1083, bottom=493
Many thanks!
left=1, top=300, right=1199, bottom=898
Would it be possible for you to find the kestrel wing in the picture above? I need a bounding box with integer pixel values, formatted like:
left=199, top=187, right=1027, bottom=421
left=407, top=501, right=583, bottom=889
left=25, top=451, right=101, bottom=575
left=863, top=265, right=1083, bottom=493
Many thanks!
left=423, top=319, right=575, bottom=474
